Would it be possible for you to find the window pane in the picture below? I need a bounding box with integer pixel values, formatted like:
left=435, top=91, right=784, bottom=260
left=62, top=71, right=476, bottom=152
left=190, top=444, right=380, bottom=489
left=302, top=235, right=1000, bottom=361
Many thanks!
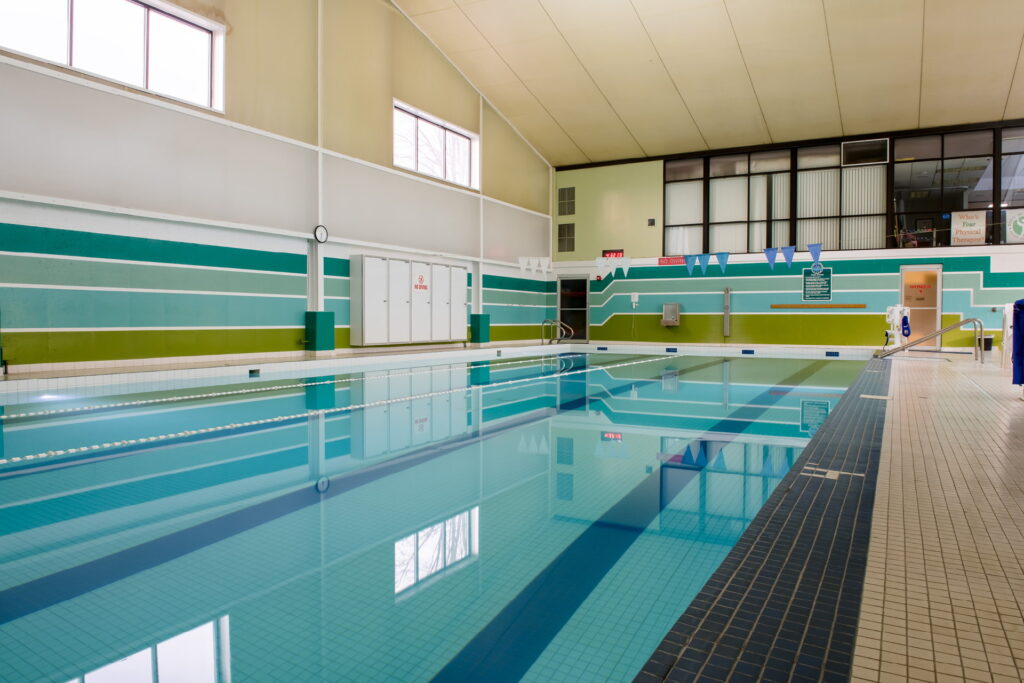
left=393, top=108, right=416, bottom=170
left=841, top=216, right=886, bottom=250
left=84, top=650, right=153, bottom=683
left=148, top=11, right=211, bottom=106
left=771, top=220, right=791, bottom=247
left=417, top=522, right=445, bottom=580
left=1002, top=127, right=1024, bottom=154
left=944, top=130, right=992, bottom=157
left=894, top=213, right=944, bottom=248
left=1001, top=154, right=1024, bottom=206
left=445, top=512, right=469, bottom=565
left=842, top=165, right=885, bottom=215
left=797, top=169, right=839, bottom=217
left=750, top=150, right=789, bottom=173
left=942, top=156, right=992, bottom=210
left=749, top=175, right=767, bottom=221
left=749, top=222, right=767, bottom=253
left=72, top=0, right=145, bottom=87
left=894, top=135, right=940, bottom=161
left=394, top=534, right=417, bottom=593
left=665, top=158, right=703, bottom=181
left=156, top=622, right=217, bottom=683
left=710, top=154, right=747, bottom=177
left=665, top=180, right=702, bottom=225
left=665, top=225, right=703, bottom=255
left=771, top=172, right=790, bottom=219
left=444, top=131, right=470, bottom=186
left=0, top=0, right=68, bottom=63
left=710, top=176, right=747, bottom=222
left=893, top=160, right=941, bottom=213
left=842, top=139, right=888, bottom=165
left=797, top=218, right=839, bottom=250
left=797, top=145, right=839, bottom=169
left=709, top=223, right=747, bottom=253
left=416, top=119, right=444, bottom=178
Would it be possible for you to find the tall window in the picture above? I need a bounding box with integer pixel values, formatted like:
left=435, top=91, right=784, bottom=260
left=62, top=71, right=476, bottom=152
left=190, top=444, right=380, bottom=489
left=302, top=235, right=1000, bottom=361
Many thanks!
left=393, top=101, right=478, bottom=190
left=0, top=0, right=221, bottom=109
left=394, top=507, right=479, bottom=595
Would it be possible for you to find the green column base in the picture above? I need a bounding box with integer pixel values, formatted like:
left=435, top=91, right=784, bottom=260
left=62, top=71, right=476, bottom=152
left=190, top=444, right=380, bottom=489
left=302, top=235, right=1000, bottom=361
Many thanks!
left=470, top=313, right=491, bottom=343
left=305, top=311, right=336, bottom=351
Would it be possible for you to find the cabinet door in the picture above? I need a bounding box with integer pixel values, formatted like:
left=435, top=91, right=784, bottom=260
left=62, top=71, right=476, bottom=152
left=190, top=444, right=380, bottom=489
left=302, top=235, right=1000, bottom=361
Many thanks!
left=431, top=264, right=451, bottom=341
left=388, top=260, right=411, bottom=343
left=449, top=267, right=468, bottom=340
left=410, top=262, right=432, bottom=342
left=388, top=371, right=411, bottom=452
left=431, top=369, right=451, bottom=440
left=363, top=257, right=389, bottom=344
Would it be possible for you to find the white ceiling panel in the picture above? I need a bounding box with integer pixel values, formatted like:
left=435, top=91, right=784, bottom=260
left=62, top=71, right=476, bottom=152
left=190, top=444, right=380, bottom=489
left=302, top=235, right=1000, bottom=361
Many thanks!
left=399, top=0, right=456, bottom=16
left=457, top=0, right=558, bottom=45
left=919, top=0, right=1024, bottom=128
left=410, top=6, right=490, bottom=53
left=823, top=0, right=923, bottom=135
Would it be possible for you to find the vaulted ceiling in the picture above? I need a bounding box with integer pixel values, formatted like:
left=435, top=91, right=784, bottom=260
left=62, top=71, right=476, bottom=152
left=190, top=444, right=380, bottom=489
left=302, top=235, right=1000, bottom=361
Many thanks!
left=393, top=0, right=1024, bottom=167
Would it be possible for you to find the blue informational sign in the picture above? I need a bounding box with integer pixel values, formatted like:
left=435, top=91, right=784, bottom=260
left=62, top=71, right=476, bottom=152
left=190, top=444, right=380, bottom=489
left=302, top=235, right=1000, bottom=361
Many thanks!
left=800, top=400, right=831, bottom=435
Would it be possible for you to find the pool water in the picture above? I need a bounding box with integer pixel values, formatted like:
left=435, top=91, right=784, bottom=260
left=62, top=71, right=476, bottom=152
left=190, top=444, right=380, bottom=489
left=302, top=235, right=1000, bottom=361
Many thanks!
left=0, top=353, right=864, bottom=682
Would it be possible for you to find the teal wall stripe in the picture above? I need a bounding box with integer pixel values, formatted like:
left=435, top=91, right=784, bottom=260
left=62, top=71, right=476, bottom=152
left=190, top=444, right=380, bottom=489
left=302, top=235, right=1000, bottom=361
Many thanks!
left=482, top=274, right=556, bottom=293
left=0, top=287, right=307, bottom=328
left=324, top=257, right=349, bottom=278
left=0, top=223, right=306, bottom=274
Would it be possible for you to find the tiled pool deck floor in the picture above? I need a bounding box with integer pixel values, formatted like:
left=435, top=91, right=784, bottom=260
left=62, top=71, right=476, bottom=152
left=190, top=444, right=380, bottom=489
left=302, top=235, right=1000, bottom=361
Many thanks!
left=637, top=353, right=1024, bottom=683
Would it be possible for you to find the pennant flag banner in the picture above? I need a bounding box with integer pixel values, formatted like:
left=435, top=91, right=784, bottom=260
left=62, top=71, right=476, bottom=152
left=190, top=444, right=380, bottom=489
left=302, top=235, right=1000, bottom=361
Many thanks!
left=715, top=251, right=729, bottom=274
left=697, top=253, right=711, bottom=275
left=684, top=254, right=697, bottom=275
left=781, top=245, right=796, bottom=268
left=764, top=247, right=778, bottom=270
left=808, top=243, right=822, bottom=265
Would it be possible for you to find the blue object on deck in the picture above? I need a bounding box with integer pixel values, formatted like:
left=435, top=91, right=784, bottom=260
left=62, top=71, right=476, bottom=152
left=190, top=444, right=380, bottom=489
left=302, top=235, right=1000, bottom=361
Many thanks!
left=901, top=315, right=911, bottom=339
left=1013, top=299, right=1024, bottom=386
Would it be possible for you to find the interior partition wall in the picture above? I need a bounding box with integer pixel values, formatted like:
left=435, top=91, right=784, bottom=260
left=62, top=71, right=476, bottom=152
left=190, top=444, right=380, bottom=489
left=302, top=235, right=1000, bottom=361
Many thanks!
left=659, top=119, right=1024, bottom=255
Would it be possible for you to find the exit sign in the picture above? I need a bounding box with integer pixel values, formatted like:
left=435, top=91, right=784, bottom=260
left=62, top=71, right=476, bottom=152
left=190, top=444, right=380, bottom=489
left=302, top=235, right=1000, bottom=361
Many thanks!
left=602, top=249, right=625, bottom=258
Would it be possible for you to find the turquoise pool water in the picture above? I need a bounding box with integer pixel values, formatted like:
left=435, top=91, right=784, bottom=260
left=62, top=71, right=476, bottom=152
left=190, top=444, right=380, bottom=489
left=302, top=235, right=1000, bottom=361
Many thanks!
left=0, top=353, right=864, bottom=682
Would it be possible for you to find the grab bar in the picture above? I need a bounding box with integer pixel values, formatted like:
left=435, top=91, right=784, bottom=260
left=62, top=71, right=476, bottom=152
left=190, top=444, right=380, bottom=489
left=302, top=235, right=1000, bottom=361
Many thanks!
left=876, top=317, right=985, bottom=363
left=541, top=319, right=574, bottom=344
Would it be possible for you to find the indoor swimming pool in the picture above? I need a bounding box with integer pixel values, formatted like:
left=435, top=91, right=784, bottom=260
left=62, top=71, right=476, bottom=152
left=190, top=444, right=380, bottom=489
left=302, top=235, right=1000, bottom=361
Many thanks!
left=0, top=352, right=865, bottom=682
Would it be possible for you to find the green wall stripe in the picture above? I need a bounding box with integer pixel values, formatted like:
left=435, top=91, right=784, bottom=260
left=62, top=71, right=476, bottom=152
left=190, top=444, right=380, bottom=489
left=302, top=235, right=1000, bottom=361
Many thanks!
left=3, top=328, right=304, bottom=365
left=0, top=253, right=306, bottom=296
left=482, top=274, right=555, bottom=293
left=482, top=289, right=556, bottom=306
left=0, top=223, right=306, bottom=274
left=324, top=278, right=350, bottom=298
left=324, top=257, right=350, bottom=277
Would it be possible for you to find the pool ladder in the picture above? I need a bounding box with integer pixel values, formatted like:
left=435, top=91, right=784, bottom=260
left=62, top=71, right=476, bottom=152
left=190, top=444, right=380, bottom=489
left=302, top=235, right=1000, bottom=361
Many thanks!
left=542, top=319, right=573, bottom=344
left=876, top=317, right=985, bottom=363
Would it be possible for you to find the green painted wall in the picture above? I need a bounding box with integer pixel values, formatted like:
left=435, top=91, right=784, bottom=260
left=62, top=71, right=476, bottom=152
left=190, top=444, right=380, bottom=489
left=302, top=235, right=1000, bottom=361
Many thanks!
left=554, top=161, right=664, bottom=261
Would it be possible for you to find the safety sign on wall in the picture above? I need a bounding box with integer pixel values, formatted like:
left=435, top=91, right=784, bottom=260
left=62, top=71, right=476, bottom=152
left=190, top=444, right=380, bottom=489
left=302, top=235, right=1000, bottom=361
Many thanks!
left=951, top=211, right=987, bottom=246
left=800, top=399, right=831, bottom=435
left=1005, top=208, right=1024, bottom=244
left=802, top=267, right=832, bottom=301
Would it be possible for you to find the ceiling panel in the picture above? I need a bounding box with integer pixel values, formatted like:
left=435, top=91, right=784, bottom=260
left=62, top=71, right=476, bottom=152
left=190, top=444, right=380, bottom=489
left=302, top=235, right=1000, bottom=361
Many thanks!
left=398, top=0, right=456, bottom=16
left=725, top=0, right=842, bottom=142
left=410, top=6, right=490, bottom=53
left=1004, top=46, right=1024, bottom=120
left=824, top=0, right=923, bottom=135
left=457, top=0, right=558, bottom=45
left=919, top=0, right=1024, bottom=128
left=633, top=0, right=769, bottom=150
left=506, top=110, right=588, bottom=165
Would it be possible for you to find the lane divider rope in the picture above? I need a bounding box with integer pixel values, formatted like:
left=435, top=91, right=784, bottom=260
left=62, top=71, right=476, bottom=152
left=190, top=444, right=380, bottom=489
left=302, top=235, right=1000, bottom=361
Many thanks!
left=0, top=355, right=664, bottom=466
left=0, top=354, right=586, bottom=422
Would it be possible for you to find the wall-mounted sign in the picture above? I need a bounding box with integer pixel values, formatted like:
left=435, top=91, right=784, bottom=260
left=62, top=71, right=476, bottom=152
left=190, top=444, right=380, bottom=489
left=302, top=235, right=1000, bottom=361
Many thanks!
left=802, top=267, right=832, bottom=301
left=1006, top=208, right=1024, bottom=244
left=800, top=400, right=830, bottom=435
left=601, top=431, right=623, bottom=441
left=659, top=256, right=685, bottom=265
left=602, top=249, right=625, bottom=258
left=951, top=211, right=987, bottom=245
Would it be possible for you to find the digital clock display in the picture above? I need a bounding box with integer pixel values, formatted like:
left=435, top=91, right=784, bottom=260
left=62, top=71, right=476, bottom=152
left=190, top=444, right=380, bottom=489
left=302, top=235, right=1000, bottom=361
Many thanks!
left=602, top=249, right=625, bottom=258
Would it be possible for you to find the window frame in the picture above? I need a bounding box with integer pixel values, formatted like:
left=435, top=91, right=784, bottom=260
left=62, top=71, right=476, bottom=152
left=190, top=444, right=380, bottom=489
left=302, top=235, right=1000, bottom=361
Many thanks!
left=0, top=0, right=223, bottom=110
left=393, top=100, right=479, bottom=190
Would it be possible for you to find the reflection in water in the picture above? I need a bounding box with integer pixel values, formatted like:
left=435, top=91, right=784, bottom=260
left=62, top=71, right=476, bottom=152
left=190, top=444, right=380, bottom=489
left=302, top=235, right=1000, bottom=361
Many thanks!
left=395, top=506, right=479, bottom=595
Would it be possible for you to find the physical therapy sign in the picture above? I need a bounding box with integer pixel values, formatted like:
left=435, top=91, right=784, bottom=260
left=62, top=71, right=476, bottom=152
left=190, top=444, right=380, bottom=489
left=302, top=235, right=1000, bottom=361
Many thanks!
left=1005, top=208, right=1024, bottom=244
left=951, top=211, right=986, bottom=246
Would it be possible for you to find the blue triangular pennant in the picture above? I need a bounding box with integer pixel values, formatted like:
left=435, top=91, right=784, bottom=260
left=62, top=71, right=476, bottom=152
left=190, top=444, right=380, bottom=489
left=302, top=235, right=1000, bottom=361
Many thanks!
left=764, top=247, right=778, bottom=270
left=781, top=245, right=796, bottom=268
left=697, top=253, right=711, bottom=275
left=808, top=243, right=822, bottom=264
left=715, top=252, right=729, bottom=274
left=684, top=254, right=697, bottom=275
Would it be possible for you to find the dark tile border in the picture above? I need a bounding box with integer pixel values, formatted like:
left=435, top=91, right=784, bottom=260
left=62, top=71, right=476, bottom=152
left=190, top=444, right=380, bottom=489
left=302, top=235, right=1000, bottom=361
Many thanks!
left=635, top=358, right=891, bottom=683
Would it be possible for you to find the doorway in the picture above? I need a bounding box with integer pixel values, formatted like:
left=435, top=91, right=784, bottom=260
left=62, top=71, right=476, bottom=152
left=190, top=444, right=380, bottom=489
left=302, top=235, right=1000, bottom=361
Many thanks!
left=557, top=278, right=588, bottom=341
left=900, top=265, right=942, bottom=347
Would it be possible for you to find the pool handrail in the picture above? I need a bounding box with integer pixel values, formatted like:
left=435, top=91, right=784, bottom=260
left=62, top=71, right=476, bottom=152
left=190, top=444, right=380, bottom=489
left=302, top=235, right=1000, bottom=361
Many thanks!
left=876, top=317, right=984, bottom=363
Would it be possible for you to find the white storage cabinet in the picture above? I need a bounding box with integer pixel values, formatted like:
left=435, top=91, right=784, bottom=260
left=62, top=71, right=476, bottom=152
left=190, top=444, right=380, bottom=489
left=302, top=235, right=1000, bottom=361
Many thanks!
left=350, top=255, right=468, bottom=346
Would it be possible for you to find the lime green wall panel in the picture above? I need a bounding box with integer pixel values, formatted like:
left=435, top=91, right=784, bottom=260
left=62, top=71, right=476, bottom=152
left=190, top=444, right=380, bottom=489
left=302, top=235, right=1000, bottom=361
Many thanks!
left=491, top=325, right=543, bottom=341
left=3, top=329, right=305, bottom=365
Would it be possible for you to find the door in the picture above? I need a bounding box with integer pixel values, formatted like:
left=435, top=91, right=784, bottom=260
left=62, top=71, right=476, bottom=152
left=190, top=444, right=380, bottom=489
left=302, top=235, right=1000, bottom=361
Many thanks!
left=900, top=265, right=942, bottom=347
left=363, top=257, right=389, bottom=344
left=388, top=260, right=411, bottom=343
left=431, top=264, right=451, bottom=341
left=450, top=267, right=468, bottom=340
left=410, top=262, right=431, bottom=342
left=558, top=278, right=588, bottom=340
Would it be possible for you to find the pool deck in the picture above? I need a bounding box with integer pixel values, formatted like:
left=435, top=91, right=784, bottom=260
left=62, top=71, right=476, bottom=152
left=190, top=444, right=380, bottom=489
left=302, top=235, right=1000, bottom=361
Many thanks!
left=637, top=352, right=1024, bottom=682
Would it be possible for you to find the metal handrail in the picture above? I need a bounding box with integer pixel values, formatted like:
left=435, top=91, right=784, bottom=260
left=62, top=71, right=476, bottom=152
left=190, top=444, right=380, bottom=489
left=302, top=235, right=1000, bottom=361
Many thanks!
left=556, top=320, right=573, bottom=343
left=541, top=319, right=574, bottom=344
left=876, top=317, right=985, bottom=363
